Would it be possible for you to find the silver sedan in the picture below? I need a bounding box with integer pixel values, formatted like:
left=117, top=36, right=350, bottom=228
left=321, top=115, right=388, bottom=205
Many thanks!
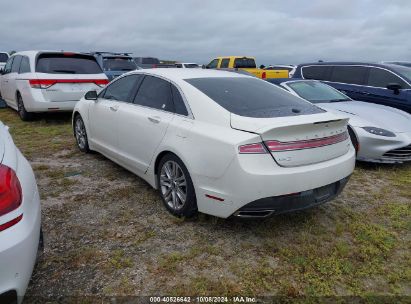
left=271, top=79, right=411, bottom=163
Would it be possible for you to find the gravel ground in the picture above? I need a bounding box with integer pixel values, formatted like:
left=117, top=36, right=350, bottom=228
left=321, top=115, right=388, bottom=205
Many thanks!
left=0, top=108, right=410, bottom=303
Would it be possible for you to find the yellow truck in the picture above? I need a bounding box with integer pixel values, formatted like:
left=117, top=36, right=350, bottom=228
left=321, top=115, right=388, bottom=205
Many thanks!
left=205, top=56, right=288, bottom=79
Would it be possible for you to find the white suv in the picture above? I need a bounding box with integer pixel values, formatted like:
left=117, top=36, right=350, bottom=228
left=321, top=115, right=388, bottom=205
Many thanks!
left=0, top=51, right=109, bottom=121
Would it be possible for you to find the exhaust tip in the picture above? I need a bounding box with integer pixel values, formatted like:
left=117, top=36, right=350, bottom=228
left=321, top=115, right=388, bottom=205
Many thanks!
left=234, top=210, right=275, bottom=218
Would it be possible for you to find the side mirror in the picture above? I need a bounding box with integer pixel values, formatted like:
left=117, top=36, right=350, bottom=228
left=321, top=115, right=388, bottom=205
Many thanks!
left=85, top=90, right=98, bottom=100
left=386, top=83, right=402, bottom=95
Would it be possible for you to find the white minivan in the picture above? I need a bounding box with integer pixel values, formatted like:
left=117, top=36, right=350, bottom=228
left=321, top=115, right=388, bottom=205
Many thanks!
left=0, top=51, right=109, bottom=120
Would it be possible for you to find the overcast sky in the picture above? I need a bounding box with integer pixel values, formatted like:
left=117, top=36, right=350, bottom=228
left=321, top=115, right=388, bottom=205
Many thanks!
left=2, top=0, right=410, bottom=65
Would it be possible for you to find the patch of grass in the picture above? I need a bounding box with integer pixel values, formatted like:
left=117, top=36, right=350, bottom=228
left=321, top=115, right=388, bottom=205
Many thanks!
left=107, top=249, right=133, bottom=269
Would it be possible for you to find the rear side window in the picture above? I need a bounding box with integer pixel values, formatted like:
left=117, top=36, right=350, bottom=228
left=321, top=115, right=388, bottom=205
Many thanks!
left=19, top=57, right=31, bottom=73
left=233, top=58, right=256, bottom=68
left=367, top=68, right=408, bottom=88
left=171, top=85, right=188, bottom=116
left=0, top=53, right=8, bottom=62
left=36, top=53, right=103, bottom=74
left=301, top=66, right=332, bottom=80
left=220, top=58, right=230, bottom=68
left=3, top=57, right=13, bottom=73
left=185, top=77, right=324, bottom=118
left=11, top=56, right=22, bottom=73
left=134, top=76, right=174, bottom=112
left=102, top=74, right=142, bottom=102
left=330, top=66, right=368, bottom=85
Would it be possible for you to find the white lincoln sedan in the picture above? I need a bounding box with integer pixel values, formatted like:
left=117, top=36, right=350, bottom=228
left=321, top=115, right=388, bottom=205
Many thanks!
left=0, top=121, right=42, bottom=303
left=73, top=69, right=355, bottom=218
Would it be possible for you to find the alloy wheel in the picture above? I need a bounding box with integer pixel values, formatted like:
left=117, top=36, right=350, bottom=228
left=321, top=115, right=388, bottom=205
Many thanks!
left=160, top=160, right=187, bottom=210
left=75, top=118, right=87, bottom=150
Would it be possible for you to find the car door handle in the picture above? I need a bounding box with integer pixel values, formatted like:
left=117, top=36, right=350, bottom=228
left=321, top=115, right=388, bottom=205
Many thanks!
left=148, top=116, right=161, bottom=124
left=109, top=105, right=119, bottom=112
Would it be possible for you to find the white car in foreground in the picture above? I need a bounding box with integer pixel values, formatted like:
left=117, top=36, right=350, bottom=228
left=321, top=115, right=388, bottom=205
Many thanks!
left=270, top=79, right=411, bottom=163
left=0, top=51, right=108, bottom=121
left=0, top=121, right=41, bottom=303
left=73, top=69, right=355, bottom=218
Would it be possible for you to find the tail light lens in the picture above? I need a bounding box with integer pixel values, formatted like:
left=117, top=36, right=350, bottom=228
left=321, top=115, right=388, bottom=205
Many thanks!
left=29, top=79, right=56, bottom=89
left=262, top=72, right=267, bottom=79
left=29, top=79, right=109, bottom=89
left=239, top=143, right=267, bottom=154
left=265, top=132, right=348, bottom=152
left=0, top=164, right=22, bottom=217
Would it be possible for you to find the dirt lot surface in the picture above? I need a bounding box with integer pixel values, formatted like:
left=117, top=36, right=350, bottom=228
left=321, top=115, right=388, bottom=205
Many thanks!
left=0, top=108, right=410, bottom=302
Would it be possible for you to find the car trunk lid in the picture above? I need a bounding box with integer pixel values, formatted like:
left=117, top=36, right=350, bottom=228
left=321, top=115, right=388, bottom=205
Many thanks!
left=232, top=112, right=351, bottom=167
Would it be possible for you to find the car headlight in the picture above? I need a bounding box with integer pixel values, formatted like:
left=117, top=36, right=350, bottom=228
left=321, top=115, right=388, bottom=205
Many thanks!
left=362, top=127, right=396, bottom=137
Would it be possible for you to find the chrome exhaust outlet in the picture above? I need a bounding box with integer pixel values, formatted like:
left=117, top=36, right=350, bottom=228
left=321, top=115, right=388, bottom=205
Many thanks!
left=234, top=210, right=275, bottom=218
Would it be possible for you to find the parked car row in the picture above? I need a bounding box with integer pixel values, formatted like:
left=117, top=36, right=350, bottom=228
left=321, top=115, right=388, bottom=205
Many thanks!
left=0, top=48, right=410, bottom=303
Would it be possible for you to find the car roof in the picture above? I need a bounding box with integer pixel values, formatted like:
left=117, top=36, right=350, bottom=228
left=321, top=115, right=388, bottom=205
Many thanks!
left=127, top=68, right=249, bottom=80
left=296, top=61, right=402, bottom=70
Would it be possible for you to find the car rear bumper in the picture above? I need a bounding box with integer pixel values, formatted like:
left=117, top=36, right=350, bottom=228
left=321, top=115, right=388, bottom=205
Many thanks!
left=194, top=147, right=355, bottom=218
left=355, top=129, right=411, bottom=163
left=234, top=177, right=350, bottom=218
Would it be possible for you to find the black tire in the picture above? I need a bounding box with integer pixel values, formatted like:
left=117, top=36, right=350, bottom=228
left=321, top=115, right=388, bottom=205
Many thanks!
left=37, top=228, right=44, bottom=260
left=157, top=154, right=198, bottom=218
left=348, top=127, right=359, bottom=155
left=73, top=115, right=90, bottom=153
left=17, top=93, right=33, bottom=121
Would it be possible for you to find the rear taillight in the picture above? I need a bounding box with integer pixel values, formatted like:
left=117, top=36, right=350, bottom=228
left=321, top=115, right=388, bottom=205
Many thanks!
left=265, top=132, right=348, bottom=152
left=29, top=79, right=56, bottom=89
left=238, top=143, right=267, bottom=154
left=29, top=79, right=109, bottom=89
left=0, top=164, right=22, bottom=217
left=262, top=72, right=267, bottom=79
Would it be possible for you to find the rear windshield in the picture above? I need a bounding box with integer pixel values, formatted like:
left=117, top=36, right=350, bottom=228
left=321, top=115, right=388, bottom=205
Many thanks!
left=36, top=53, right=103, bottom=74
left=142, top=58, right=160, bottom=64
left=0, top=53, right=8, bottom=62
left=233, top=58, right=256, bottom=69
left=185, top=77, right=324, bottom=118
left=103, top=57, right=136, bottom=71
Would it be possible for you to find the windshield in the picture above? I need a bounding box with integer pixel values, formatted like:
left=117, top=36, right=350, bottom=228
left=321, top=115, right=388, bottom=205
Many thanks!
left=0, top=53, right=8, bottom=62
left=103, top=57, right=136, bottom=71
left=287, top=81, right=351, bottom=103
left=390, top=65, right=411, bottom=83
left=185, top=77, right=323, bottom=118
left=233, top=58, right=256, bottom=69
left=36, top=53, right=103, bottom=74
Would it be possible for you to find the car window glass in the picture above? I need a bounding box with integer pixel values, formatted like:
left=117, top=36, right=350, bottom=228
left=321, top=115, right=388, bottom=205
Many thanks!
left=287, top=81, right=351, bottom=103
left=207, top=59, right=218, bottom=69
left=11, top=56, right=22, bottom=73
left=175, top=64, right=182, bottom=68
left=367, top=68, right=408, bottom=88
left=102, top=74, right=141, bottom=102
left=330, top=66, right=368, bottom=85
left=134, top=76, right=174, bottom=112
left=233, top=58, right=256, bottom=68
left=19, top=56, right=31, bottom=73
left=220, top=58, right=230, bottom=68
left=186, top=77, right=324, bottom=118
left=302, top=66, right=332, bottom=80
left=36, top=53, right=102, bottom=74
left=3, top=57, right=14, bottom=73
left=171, top=85, right=188, bottom=116
left=0, top=53, right=9, bottom=62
